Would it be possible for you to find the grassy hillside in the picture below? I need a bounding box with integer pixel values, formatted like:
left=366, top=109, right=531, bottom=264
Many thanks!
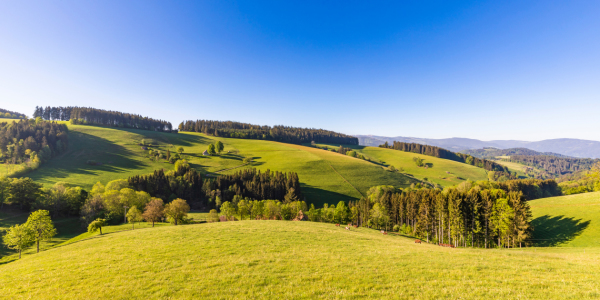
left=0, top=221, right=599, bottom=299
left=530, top=191, right=600, bottom=247
left=317, top=144, right=489, bottom=186
left=26, top=124, right=419, bottom=205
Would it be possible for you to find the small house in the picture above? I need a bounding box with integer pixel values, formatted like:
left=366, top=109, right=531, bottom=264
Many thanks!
left=203, top=150, right=210, bottom=156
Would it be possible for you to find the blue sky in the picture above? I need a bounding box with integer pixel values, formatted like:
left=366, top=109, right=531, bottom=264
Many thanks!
left=1, top=1, right=599, bottom=141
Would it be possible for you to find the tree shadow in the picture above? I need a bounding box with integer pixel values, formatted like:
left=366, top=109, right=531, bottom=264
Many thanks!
left=531, top=215, right=591, bottom=247
left=300, top=184, right=357, bottom=207
left=425, top=163, right=434, bottom=168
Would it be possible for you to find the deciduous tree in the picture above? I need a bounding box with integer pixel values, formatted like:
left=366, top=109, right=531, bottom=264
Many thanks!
left=164, top=199, right=190, bottom=225
left=127, top=206, right=143, bottom=229
left=143, top=198, right=164, bottom=227
left=25, top=210, right=57, bottom=253
left=3, top=224, right=34, bottom=258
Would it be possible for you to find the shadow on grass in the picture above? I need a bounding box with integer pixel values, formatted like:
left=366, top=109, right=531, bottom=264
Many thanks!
left=29, top=131, right=151, bottom=182
left=531, top=215, right=591, bottom=247
left=301, top=184, right=357, bottom=208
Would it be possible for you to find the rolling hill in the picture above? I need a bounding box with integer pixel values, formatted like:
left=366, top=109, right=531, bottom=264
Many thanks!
left=26, top=124, right=422, bottom=206
left=315, top=144, right=489, bottom=187
left=356, top=135, right=600, bottom=158
left=0, top=221, right=599, bottom=298
left=529, top=191, right=600, bottom=247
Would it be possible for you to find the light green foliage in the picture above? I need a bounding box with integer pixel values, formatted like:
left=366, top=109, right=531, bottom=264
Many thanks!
left=105, top=179, right=129, bottom=192
left=177, top=146, right=184, bottom=154
left=87, top=218, right=107, bottom=235
left=215, top=141, right=224, bottom=154
left=0, top=176, right=10, bottom=207
left=25, top=210, right=57, bottom=253
left=412, top=157, right=424, bottom=167
left=207, top=143, right=216, bottom=155
left=2, top=224, right=34, bottom=258
left=220, top=202, right=236, bottom=220
left=370, top=203, right=389, bottom=230
left=126, top=207, right=143, bottom=229
left=173, top=159, right=189, bottom=171
left=346, top=150, right=357, bottom=158
left=335, top=201, right=350, bottom=224
left=490, top=198, right=514, bottom=248
left=208, top=209, right=219, bottom=222
left=237, top=200, right=249, bottom=220
left=164, top=199, right=190, bottom=225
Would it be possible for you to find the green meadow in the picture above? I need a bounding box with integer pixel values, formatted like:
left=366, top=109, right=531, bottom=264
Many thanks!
left=317, top=144, right=489, bottom=186
left=26, top=124, right=419, bottom=205
left=530, top=191, right=600, bottom=247
left=0, top=221, right=599, bottom=299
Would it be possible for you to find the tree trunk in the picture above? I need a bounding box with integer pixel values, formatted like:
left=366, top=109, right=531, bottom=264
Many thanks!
left=152, top=221, right=155, bottom=227
left=100, top=227, right=103, bottom=235
left=37, top=240, right=40, bottom=253
left=19, top=249, right=21, bottom=259
left=132, top=223, right=134, bottom=230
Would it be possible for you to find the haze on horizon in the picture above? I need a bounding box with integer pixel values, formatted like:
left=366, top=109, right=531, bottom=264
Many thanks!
left=1, top=1, right=599, bottom=141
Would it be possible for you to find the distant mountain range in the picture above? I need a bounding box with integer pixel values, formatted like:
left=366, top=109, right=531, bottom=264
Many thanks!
left=355, top=135, right=600, bottom=159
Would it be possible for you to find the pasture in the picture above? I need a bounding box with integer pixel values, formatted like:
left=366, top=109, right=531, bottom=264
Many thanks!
left=0, top=221, right=599, bottom=299
left=530, top=191, right=600, bottom=247
left=317, top=144, right=489, bottom=187
left=26, top=124, right=418, bottom=205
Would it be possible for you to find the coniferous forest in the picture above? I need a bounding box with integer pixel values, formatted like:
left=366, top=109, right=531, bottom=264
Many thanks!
left=33, top=106, right=173, bottom=132
left=0, top=119, right=68, bottom=166
left=351, top=183, right=533, bottom=248
left=128, top=167, right=302, bottom=210
left=178, top=119, right=359, bottom=145
left=502, top=155, right=599, bottom=177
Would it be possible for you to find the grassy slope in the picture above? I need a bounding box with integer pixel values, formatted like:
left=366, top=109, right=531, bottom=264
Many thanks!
left=0, top=209, right=80, bottom=260
left=351, top=146, right=489, bottom=186
left=0, top=221, right=599, bottom=299
left=530, top=191, right=600, bottom=247
left=27, top=125, right=418, bottom=205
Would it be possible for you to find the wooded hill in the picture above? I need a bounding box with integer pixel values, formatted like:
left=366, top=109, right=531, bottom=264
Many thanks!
left=462, top=147, right=569, bottom=159
left=0, top=119, right=68, bottom=166
left=0, top=108, right=27, bottom=119
left=179, top=119, right=358, bottom=145
left=501, top=155, right=599, bottom=177
left=33, top=106, right=174, bottom=132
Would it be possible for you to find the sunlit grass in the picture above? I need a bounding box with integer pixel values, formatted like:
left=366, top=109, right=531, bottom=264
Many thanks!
left=0, top=221, right=599, bottom=299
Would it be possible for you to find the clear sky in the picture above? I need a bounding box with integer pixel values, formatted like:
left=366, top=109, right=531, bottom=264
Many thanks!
left=1, top=1, right=599, bottom=141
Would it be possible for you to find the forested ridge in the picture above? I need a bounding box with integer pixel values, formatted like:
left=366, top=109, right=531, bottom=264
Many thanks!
left=502, top=155, right=598, bottom=177
left=381, top=141, right=511, bottom=175
left=0, top=108, right=27, bottom=119
left=463, top=147, right=569, bottom=159
left=179, top=119, right=358, bottom=145
left=0, top=119, right=68, bottom=174
left=33, top=106, right=173, bottom=132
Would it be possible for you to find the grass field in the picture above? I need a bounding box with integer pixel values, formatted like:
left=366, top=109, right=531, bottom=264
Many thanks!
left=0, top=220, right=599, bottom=299
left=317, top=144, right=489, bottom=186
left=25, top=124, right=419, bottom=206
left=529, top=191, right=600, bottom=247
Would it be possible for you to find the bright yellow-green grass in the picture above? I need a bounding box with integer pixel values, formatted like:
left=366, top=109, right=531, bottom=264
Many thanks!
left=0, top=209, right=81, bottom=261
left=1, top=221, right=599, bottom=299
left=326, top=145, right=489, bottom=187
left=27, top=125, right=418, bottom=205
left=530, top=191, right=600, bottom=247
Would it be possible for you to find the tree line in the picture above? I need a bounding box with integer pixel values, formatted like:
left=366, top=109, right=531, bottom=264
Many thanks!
left=462, top=147, right=569, bottom=160
left=178, top=119, right=358, bottom=145
left=128, top=167, right=302, bottom=211
left=501, top=155, right=599, bottom=178
left=381, top=141, right=512, bottom=175
left=347, top=184, right=532, bottom=248
left=33, top=106, right=174, bottom=132
left=0, top=108, right=27, bottom=119
left=0, top=119, right=68, bottom=176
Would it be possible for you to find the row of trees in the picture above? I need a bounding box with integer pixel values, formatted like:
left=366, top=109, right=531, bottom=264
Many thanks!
left=0, top=119, right=68, bottom=168
left=178, top=120, right=359, bottom=145
left=2, top=210, right=56, bottom=258
left=0, top=177, right=87, bottom=214
left=128, top=167, right=302, bottom=210
left=0, top=108, right=27, bottom=119
left=558, top=162, right=600, bottom=195
left=349, top=185, right=532, bottom=248
left=33, top=106, right=174, bottom=132
left=381, top=141, right=511, bottom=175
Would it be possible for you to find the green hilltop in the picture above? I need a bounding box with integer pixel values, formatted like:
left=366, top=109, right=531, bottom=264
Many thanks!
left=24, top=123, right=490, bottom=205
